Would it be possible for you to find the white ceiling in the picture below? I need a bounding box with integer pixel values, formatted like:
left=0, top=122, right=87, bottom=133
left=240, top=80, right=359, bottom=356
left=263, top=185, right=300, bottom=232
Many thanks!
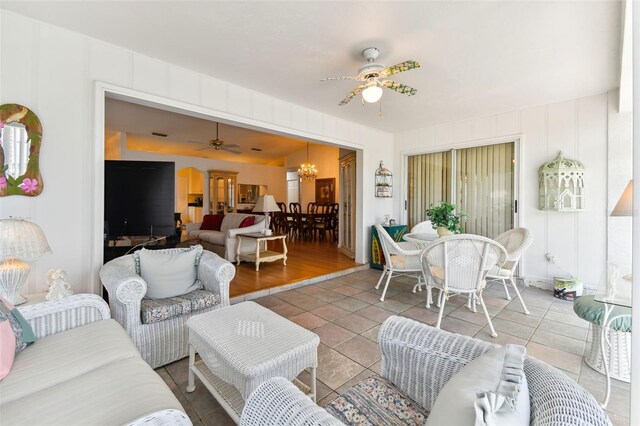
left=105, top=98, right=310, bottom=165
left=3, top=1, right=622, bottom=132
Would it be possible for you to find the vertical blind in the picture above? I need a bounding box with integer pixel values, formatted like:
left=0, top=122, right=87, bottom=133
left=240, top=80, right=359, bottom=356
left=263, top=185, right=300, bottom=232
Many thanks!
left=456, top=142, right=514, bottom=238
left=407, top=141, right=514, bottom=237
left=407, top=150, right=451, bottom=228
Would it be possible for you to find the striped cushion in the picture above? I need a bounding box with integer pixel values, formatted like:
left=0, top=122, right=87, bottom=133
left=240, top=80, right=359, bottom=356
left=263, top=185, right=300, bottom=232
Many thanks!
left=325, top=376, right=429, bottom=425
left=140, top=290, right=221, bottom=324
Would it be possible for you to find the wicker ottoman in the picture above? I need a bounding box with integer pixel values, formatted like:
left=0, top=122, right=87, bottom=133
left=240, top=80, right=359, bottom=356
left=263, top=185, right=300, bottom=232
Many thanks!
left=574, top=295, right=631, bottom=382
left=186, top=301, right=320, bottom=422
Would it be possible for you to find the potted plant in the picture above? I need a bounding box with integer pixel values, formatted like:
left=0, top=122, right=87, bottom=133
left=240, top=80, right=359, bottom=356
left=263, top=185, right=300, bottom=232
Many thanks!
left=425, top=202, right=463, bottom=236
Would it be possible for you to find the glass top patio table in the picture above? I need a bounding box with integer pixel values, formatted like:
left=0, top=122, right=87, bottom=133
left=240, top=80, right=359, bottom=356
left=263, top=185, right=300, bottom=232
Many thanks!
left=402, top=232, right=438, bottom=245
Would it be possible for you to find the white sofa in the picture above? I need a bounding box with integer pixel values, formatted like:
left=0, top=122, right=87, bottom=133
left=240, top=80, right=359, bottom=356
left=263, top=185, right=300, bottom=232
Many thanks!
left=185, top=212, right=265, bottom=262
left=0, top=294, right=191, bottom=426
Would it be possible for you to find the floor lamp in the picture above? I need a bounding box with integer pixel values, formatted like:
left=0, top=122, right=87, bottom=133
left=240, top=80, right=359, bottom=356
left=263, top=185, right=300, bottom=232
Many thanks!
left=0, top=218, right=51, bottom=305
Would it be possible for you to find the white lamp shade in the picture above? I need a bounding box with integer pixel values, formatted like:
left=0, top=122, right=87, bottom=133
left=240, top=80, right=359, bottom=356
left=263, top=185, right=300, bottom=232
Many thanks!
left=362, top=85, right=383, bottom=103
left=252, top=195, right=279, bottom=213
left=0, top=218, right=51, bottom=262
left=611, top=180, right=633, bottom=216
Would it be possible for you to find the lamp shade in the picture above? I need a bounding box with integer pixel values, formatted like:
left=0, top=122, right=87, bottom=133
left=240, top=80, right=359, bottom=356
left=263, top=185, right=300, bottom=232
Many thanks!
left=611, top=180, right=633, bottom=216
left=0, top=218, right=51, bottom=262
left=252, top=195, right=279, bottom=213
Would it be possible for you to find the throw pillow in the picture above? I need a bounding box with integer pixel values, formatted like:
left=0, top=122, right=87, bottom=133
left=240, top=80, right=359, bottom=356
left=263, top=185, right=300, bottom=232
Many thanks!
left=0, top=297, right=35, bottom=353
left=426, top=344, right=530, bottom=426
left=201, top=214, right=224, bottom=231
left=0, top=319, right=16, bottom=380
left=137, top=245, right=204, bottom=299
left=239, top=216, right=255, bottom=228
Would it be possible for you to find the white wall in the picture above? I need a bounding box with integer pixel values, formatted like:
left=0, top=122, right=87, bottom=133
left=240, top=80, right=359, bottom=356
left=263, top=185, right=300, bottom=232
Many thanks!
left=284, top=144, right=340, bottom=209
left=0, top=10, right=394, bottom=295
left=395, top=93, right=609, bottom=288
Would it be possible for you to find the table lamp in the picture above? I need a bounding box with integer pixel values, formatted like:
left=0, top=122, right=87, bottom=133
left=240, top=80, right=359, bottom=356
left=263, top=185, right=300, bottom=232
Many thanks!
left=0, top=218, right=51, bottom=305
left=252, top=195, right=279, bottom=236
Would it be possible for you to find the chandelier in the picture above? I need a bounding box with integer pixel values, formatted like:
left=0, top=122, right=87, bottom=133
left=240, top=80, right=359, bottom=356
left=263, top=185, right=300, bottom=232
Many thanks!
left=298, top=142, right=318, bottom=181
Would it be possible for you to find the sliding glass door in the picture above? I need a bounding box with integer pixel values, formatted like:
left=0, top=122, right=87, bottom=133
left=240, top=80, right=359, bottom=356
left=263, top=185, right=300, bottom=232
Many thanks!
left=407, top=141, right=516, bottom=238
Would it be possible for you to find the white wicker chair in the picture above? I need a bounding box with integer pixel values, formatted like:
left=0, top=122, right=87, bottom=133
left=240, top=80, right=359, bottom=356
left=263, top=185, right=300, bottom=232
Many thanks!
left=420, top=234, right=507, bottom=337
left=410, top=220, right=438, bottom=236
left=240, top=316, right=611, bottom=426
left=373, top=224, right=428, bottom=302
left=487, top=228, right=533, bottom=314
left=100, top=250, right=235, bottom=368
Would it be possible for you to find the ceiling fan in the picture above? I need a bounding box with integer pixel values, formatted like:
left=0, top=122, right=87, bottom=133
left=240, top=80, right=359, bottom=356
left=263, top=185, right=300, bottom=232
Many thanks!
left=195, top=122, right=241, bottom=154
left=322, top=47, right=420, bottom=106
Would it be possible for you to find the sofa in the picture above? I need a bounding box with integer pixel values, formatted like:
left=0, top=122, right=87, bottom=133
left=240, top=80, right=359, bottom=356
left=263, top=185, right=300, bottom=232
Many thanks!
left=185, top=212, right=265, bottom=262
left=0, top=294, right=191, bottom=426
left=240, top=316, right=610, bottom=426
left=101, top=249, right=234, bottom=369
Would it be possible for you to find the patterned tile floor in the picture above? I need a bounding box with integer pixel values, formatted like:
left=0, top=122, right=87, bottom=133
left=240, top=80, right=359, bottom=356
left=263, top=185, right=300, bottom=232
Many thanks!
left=157, top=269, right=630, bottom=425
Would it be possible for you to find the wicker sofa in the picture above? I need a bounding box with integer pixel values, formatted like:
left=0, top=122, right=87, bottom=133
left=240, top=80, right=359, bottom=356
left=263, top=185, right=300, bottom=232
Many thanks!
left=185, top=212, right=265, bottom=262
left=240, top=316, right=611, bottom=426
left=100, top=249, right=235, bottom=369
left=0, top=294, right=191, bottom=426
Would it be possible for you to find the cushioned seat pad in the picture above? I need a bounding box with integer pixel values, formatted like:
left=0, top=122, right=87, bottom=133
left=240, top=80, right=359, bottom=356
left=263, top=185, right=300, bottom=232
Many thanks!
left=0, top=319, right=139, bottom=404
left=1, top=356, right=184, bottom=426
left=140, top=289, right=221, bottom=324
left=573, top=295, right=632, bottom=332
left=325, top=376, right=429, bottom=425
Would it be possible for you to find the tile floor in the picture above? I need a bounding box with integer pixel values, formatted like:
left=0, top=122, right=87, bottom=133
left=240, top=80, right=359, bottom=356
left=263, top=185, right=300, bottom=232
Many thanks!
left=157, top=269, right=630, bottom=425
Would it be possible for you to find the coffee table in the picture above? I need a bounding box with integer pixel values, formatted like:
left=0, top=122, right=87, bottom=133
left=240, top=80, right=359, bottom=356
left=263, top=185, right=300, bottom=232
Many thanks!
left=186, top=301, right=320, bottom=422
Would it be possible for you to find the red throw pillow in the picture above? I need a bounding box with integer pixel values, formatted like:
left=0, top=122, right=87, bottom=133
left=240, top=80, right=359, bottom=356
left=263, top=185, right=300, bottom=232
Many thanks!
left=239, top=216, right=255, bottom=228
left=200, top=214, right=223, bottom=231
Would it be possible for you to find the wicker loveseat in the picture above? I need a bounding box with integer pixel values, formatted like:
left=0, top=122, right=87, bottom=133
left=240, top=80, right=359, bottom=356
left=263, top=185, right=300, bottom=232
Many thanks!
left=240, top=316, right=610, bottom=426
left=0, top=294, right=191, bottom=426
left=100, top=249, right=235, bottom=369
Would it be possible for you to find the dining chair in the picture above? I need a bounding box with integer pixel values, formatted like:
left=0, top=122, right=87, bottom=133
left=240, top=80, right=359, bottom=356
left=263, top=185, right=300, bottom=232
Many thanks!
left=486, top=228, right=533, bottom=314
left=374, top=224, right=427, bottom=302
left=420, top=234, right=507, bottom=337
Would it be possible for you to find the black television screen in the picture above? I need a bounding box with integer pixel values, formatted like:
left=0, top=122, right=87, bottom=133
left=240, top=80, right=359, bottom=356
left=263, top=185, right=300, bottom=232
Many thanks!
left=105, top=160, right=175, bottom=239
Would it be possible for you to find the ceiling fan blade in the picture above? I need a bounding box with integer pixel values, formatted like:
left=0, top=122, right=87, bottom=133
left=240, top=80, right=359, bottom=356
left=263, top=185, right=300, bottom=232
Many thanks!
left=224, top=143, right=240, bottom=149
left=321, top=76, right=356, bottom=81
left=224, top=147, right=242, bottom=154
left=379, top=60, right=421, bottom=77
left=196, top=146, right=212, bottom=151
left=381, top=80, right=418, bottom=96
left=338, top=84, right=367, bottom=106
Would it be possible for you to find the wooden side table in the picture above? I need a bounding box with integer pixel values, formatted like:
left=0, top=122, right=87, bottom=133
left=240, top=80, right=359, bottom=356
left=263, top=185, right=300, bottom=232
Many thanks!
left=236, top=233, right=287, bottom=271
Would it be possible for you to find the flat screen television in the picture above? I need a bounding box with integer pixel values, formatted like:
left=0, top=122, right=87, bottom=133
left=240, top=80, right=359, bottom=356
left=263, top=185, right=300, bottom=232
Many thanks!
left=104, top=160, right=175, bottom=240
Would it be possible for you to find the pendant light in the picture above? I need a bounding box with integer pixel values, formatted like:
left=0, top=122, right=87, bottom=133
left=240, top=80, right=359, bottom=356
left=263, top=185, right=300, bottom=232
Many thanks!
left=298, top=142, right=318, bottom=182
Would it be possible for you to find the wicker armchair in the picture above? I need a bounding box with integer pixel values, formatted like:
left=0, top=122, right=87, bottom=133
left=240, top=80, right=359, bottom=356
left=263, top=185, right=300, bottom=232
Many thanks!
left=240, top=316, right=610, bottom=426
left=100, top=250, right=235, bottom=368
left=420, top=234, right=507, bottom=337
left=487, top=227, right=534, bottom=314
left=374, top=223, right=427, bottom=302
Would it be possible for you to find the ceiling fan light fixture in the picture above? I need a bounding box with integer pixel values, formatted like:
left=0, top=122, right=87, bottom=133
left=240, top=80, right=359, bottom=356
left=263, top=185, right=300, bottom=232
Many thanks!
left=362, top=85, right=383, bottom=103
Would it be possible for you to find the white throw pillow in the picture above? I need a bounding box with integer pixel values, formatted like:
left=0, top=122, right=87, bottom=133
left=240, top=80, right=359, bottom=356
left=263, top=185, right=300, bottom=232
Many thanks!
left=426, top=344, right=530, bottom=426
left=136, top=245, right=203, bottom=299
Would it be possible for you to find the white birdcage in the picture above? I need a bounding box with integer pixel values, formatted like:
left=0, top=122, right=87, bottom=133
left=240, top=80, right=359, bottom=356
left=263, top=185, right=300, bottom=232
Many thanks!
left=538, top=152, right=585, bottom=211
left=375, top=161, right=393, bottom=198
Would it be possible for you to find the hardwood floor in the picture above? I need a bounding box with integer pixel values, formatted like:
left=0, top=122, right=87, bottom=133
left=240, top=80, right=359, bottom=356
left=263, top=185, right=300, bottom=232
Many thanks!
left=229, top=238, right=363, bottom=297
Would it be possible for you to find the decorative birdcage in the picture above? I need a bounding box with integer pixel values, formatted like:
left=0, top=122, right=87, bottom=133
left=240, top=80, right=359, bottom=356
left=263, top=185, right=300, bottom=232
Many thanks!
left=539, top=152, right=585, bottom=211
left=375, top=161, right=393, bottom=198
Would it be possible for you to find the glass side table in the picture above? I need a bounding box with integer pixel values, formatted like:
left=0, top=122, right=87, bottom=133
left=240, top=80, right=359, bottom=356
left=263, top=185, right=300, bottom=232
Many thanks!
left=593, top=264, right=632, bottom=408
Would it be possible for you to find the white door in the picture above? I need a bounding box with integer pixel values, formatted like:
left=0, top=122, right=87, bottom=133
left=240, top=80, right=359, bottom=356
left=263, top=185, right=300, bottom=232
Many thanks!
left=287, top=179, right=299, bottom=205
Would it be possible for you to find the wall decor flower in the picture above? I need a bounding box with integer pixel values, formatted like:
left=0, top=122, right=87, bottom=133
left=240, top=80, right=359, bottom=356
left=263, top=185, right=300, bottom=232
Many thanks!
left=0, top=104, right=44, bottom=197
